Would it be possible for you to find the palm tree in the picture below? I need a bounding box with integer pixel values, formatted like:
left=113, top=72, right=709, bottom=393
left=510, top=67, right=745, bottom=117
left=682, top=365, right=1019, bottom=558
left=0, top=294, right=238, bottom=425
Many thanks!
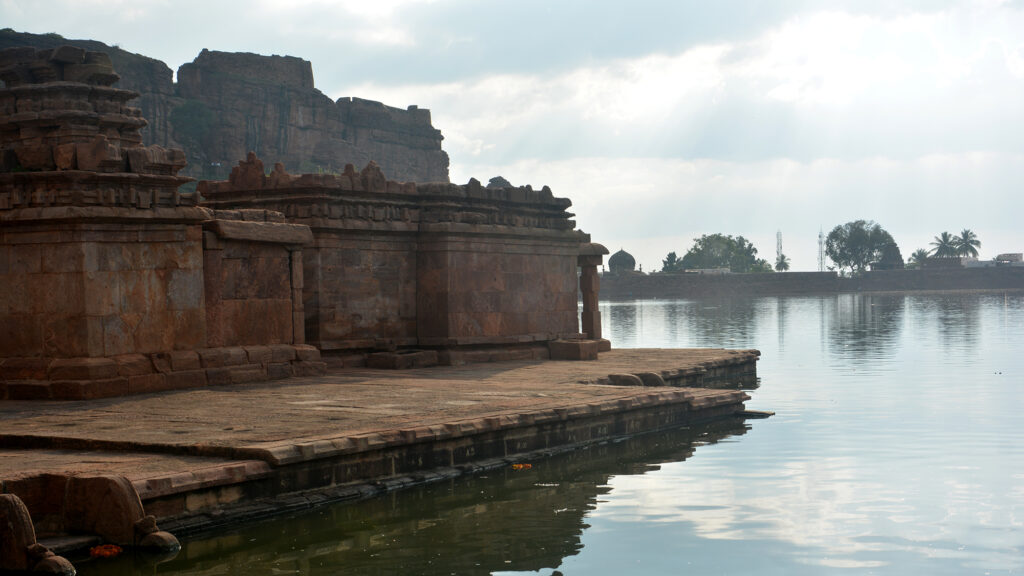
left=930, top=232, right=958, bottom=258
left=954, top=229, right=981, bottom=258
left=775, top=253, right=790, bottom=271
left=908, top=248, right=930, bottom=269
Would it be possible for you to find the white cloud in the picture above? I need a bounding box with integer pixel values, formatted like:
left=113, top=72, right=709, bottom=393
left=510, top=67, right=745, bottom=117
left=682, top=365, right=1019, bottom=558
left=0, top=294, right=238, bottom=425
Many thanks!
left=3, top=1, right=1021, bottom=271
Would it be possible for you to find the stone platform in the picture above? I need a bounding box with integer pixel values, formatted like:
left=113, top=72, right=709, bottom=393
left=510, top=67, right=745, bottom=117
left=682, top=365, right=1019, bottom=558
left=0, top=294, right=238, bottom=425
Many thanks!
left=0, top=348, right=759, bottom=549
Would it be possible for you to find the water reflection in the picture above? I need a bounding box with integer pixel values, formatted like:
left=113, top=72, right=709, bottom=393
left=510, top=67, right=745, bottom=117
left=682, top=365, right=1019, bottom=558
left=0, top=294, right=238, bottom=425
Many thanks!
left=907, top=293, right=984, bottom=354
left=601, top=294, right=913, bottom=368
left=74, top=422, right=749, bottom=576
left=823, top=294, right=905, bottom=366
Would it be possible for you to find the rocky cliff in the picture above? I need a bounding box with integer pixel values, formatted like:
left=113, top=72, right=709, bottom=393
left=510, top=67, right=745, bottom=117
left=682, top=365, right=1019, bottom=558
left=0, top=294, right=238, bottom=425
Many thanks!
left=0, top=29, right=449, bottom=183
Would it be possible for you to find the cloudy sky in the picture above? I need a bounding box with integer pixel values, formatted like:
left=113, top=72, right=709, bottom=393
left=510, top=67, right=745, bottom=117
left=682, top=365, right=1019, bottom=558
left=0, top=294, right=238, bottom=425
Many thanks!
left=4, top=0, right=1023, bottom=270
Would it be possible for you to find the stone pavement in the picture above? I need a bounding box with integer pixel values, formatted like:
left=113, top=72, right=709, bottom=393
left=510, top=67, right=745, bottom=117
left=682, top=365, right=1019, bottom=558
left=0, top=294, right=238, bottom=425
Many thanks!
left=0, top=348, right=758, bottom=490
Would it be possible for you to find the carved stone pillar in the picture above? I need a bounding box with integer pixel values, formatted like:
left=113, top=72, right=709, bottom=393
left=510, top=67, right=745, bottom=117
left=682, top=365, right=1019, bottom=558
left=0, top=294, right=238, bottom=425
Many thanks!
left=578, top=243, right=609, bottom=346
left=579, top=258, right=602, bottom=339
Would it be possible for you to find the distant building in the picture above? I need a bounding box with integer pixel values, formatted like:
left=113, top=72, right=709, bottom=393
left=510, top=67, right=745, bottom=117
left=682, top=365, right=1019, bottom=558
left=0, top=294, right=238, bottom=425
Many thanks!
left=921, top=257, right=966, bottom=269
left=685, top=268, right=732, bottom=275
left=608, top=249, right=637, bottom=274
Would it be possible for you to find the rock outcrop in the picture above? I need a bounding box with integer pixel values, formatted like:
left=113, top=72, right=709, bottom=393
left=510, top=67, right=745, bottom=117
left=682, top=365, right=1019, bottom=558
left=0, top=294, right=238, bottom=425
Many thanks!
left=0, top=29, right=450, bottom=183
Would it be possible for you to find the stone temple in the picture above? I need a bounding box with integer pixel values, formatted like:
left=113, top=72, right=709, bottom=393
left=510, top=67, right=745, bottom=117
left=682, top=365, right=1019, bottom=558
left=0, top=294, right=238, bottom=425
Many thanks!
left=0, top=46, right=609, bottom=400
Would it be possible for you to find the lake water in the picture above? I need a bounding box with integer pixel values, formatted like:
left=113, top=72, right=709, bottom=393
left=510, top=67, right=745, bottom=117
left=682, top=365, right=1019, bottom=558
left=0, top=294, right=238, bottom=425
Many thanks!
left=76, top=292, right=1024, bottom=575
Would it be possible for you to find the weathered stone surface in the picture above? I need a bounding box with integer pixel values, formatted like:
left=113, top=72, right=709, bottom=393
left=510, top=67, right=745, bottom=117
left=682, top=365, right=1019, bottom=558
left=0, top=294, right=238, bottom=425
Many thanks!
left=636, top=372, right=667, bottom=386
left=47, top=357, right=118, bottom=380
left=549, top=339, right=599, bottom=361
left=366, top=350, right=438, bottom=370
left=207, top=219, right=313, bottom=246
left=608, top=373, right=645, bottom=386
left=64, top=475, right=144, bottom=544
left=0, top=493, right=37, bottom=572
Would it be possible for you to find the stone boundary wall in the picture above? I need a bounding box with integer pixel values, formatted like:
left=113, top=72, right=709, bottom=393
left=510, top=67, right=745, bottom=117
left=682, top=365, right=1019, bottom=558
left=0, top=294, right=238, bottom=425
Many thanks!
left=601, top=271, right=839, bottom=300
left=600, top=268, right=1024, bottom=300
left=843, top=267, right=1024, bottom=292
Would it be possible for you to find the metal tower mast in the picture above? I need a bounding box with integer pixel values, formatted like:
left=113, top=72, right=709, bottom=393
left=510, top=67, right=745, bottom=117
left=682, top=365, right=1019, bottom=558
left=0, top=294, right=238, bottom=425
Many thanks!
left=776, top=230, right=783, bottom=264
left=818, top=228, right=826, bottom=271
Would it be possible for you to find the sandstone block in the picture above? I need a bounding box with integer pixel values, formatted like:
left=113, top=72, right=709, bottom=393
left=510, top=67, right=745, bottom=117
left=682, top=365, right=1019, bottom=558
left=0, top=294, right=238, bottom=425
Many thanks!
left=268, top=362, right=293, bottom=380
left=0, top=494, right=38, bottom=572
left=0, top=358, right=52, bottom=380
left=53, top=143, right=76, bottom=170
left=222, top=347, right=249, bottom=366
left=127, top=373, right=168, bottom=395
left=75, top=135, right=119, bottom=172
left=14, top=144, right=54, bottom=171
left=150, top=352, right=172, bottom=373
left=244, top=346, right=272, bottom=365
left=50, top=377, right=129, bottom=400
left=168, top=350, right=201, bottom=371
left=293, top=361, right=327, bottom=376
left=64, top=475, right=144, bottom=545
left=47, top=357, right=118, bottom=381
left=205, top=367, right=233, bottom=386
left=292, top=342, right=319, bottom=360
left=5, top=382, right=51, bottom=400
left=548, top=339, right=599, bottom=361
left=164, top=369, right=207, bottom=390
left=608, top=373, right=644, bottom=387
left=269, top=344, right=296, bottom=363
left=229, top=364, right=266, bottom=384
left=366, top=350, right=438, bottom=369
left=197, top=348, right=229, bottom=367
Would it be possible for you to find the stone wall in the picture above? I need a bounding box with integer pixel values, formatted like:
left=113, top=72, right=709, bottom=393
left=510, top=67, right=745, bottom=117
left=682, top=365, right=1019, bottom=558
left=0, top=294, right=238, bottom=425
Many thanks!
left=0, top=31, right=451, bottom=184
left=601, top=271, right=840, bottom=300
left=600, top=268, right=1024, bottom=300
left=416, top=230, right=579, bottom=346
left=203, top=209, right=313, bottom=348
left=199, top=154, right=590, bottom=362
left=1, top=215, right=207, bottom=359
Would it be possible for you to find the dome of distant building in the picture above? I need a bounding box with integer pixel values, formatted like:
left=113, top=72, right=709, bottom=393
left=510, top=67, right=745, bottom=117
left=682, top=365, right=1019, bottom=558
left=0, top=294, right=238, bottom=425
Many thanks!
left=608, top=249, right=636, bottom=273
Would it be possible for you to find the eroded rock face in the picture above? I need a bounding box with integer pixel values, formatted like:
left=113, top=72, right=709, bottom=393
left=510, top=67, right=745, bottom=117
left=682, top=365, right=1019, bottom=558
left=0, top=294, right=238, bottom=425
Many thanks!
left=175, top=49, right=449, bottom=183
left=0, top=31, right=451, bottom=184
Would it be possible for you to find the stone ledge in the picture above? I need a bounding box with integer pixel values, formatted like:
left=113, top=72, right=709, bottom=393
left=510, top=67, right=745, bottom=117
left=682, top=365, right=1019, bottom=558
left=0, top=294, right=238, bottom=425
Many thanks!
left=0, top=345, right=326, bottom=401
left=549, top=339, right=599, bottom=361
left=205, top=219, right=313, bottom=246
left=133, top=461, right=272, bottom=500
left=242, top=389, right=741, bottom=466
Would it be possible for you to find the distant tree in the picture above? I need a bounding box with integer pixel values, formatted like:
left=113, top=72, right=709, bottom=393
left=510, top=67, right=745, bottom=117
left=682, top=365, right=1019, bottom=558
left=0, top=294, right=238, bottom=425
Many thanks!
left=680, top=234, right=773, bottom=273
left=930, top=231, right=958, bottom=258
left=825, top=220, right=896, bottom=275
left=775, top=253, right=791, bottom=271
left=661, top=251, right=684, bottom=273
left=954, top=229, right=981, bottom=258
left=907, top=248, right=930, bottom=269
left=875, top=241, right=904, bottom=270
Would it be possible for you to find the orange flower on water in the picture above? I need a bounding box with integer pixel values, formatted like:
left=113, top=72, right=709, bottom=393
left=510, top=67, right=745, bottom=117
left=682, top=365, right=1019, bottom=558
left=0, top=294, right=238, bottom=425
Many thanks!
left=90, top=544, right=122, bottom=558
left=512, top=463, right=532, bottom=470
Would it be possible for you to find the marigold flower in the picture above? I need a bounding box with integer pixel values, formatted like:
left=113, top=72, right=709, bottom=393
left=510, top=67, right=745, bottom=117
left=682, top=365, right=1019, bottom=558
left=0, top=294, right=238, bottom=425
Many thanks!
left=90, top=544, right=122, bottom=558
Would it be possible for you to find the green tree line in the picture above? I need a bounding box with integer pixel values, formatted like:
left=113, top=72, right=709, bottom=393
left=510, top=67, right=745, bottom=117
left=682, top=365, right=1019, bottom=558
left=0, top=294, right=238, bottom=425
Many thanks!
left=658, top=224, right=984, bottom=275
